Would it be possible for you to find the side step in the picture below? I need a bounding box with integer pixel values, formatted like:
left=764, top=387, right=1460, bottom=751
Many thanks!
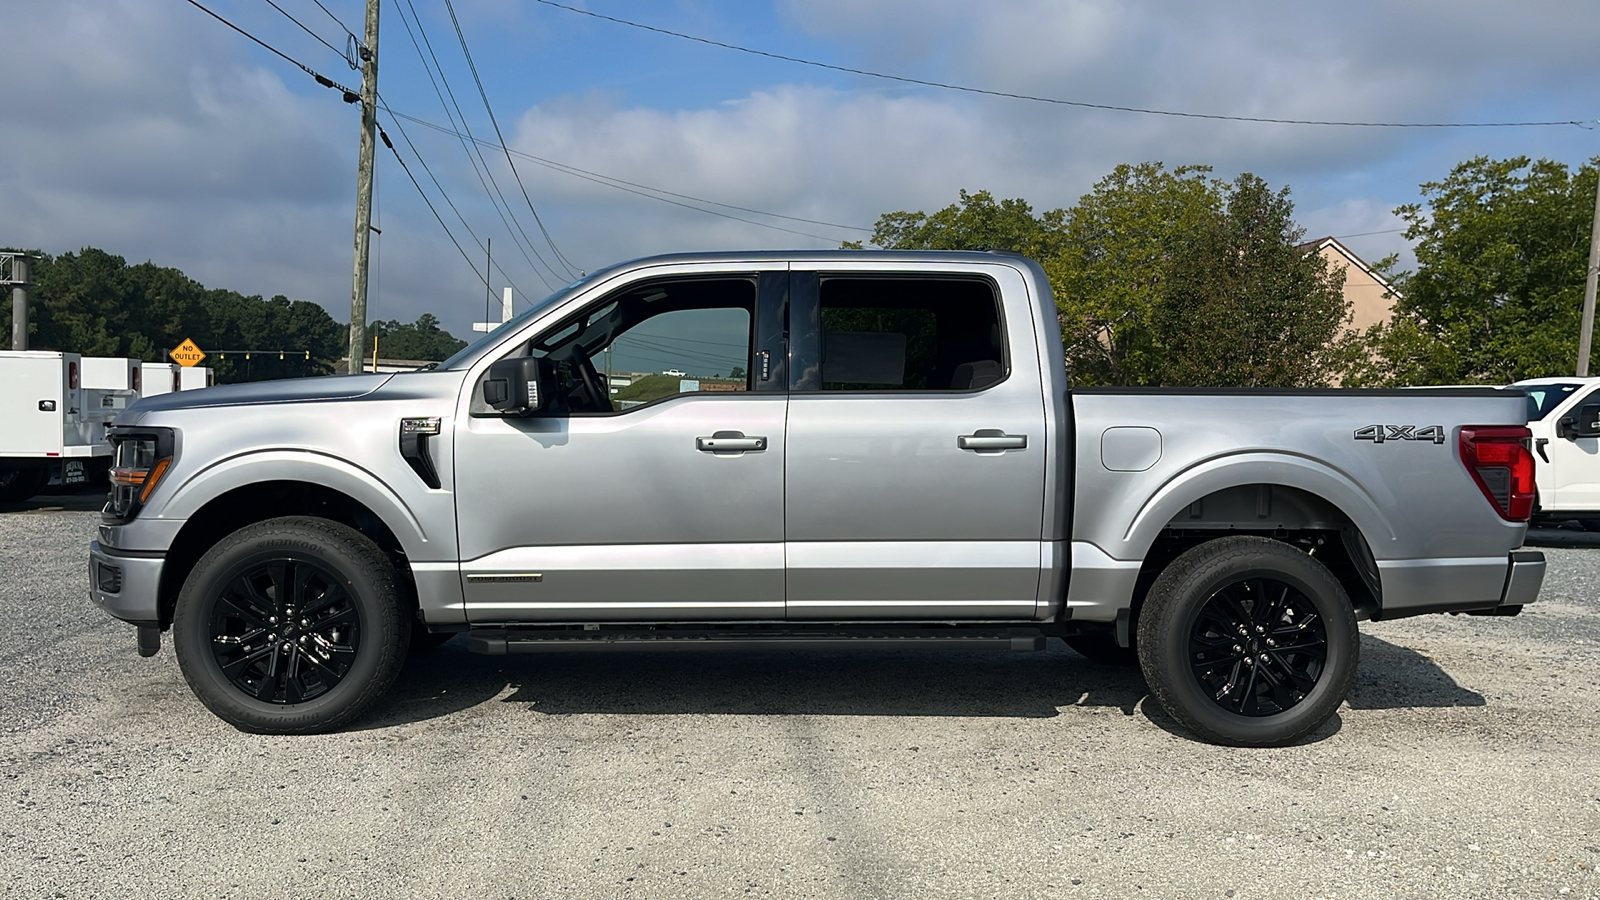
left=465, top=626, right=1046, bottom=655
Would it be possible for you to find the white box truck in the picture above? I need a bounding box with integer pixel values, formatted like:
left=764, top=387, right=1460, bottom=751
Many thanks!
left=0, top=350, right=107, bottom=503
left=140, top=362, right=182, bottom=398
left=177, top=366, right=214, bottom=391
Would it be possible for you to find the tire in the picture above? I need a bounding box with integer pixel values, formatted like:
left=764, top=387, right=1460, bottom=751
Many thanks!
left=0, top=467, right=47, bottom=504
left=1137, top=536, right=1358, bottom=747
left=1064, top=632, right=1139, bottom=666
left=172, top=516, right=410, bottom=734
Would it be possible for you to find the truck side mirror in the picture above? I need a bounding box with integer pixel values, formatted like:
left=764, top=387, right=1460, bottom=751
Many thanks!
left=1560, top=403, right=1600, bottom=439
left=481, top=356, right=554, bottom=417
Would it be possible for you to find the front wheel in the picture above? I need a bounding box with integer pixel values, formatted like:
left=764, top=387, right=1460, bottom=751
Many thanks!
left=172, top=517, right=410, bottom=734
left=1137, top=536, right=1358, bottom=747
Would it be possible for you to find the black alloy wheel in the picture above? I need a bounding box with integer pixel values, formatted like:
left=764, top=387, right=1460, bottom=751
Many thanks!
left=1187, top=577, right=1327, bottom=717
left=208, top=557, right=362, bottom=704
left=173, top=517, right=409, bottom=734
left=1138, top=536, right=1358, bottom=747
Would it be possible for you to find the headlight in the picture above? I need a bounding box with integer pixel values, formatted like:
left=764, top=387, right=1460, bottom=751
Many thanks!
left=106, top=427, right=176, bottom=520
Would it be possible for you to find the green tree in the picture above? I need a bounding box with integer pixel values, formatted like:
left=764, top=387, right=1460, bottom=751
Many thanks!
left=853, top=189, right=1070, bottom=262
left=0, top=247, right=347, bottom=381
left=1058, top=163, right=1223, bottom=384
left=1364, top=155, right=1599, bottom=385
left=1148, top=174, right=1351, bottom=386
left=367, top=313, right=469, bottom=361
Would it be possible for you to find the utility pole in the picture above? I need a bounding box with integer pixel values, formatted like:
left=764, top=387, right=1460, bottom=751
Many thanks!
left=1580, top=170, right=1600, bottom=376
left=5, top=253, right=29, bottom=351
left=346, top=0, right=380, bottom=374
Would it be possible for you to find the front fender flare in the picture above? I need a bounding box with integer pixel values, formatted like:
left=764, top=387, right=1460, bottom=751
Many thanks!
left=154, top=449, right=433, bottom=558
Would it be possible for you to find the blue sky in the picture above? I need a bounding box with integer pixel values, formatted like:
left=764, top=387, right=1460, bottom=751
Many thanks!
left=3, top=0, right=1598, bottom=350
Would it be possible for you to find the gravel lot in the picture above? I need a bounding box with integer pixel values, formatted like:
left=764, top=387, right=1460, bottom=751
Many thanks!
left=1, top=495, right=1596, bottom=899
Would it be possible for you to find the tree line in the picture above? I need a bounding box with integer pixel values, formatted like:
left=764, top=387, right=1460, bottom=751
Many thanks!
left=854, top=154, right=1600, bottom=387
left=0, top=248, right=467, bottom=382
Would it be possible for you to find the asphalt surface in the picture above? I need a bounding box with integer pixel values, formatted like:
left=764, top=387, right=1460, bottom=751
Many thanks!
left=0, top=497, right=1595, bottom=899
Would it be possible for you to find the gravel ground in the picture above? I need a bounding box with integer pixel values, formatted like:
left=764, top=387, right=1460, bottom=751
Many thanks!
left=0, top=498, right=1595, bottom=899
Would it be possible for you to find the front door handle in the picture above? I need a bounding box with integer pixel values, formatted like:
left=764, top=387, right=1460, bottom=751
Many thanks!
left=697, top=430, right=767, bottom=453
left=958, top=429, right=1027, bottom=452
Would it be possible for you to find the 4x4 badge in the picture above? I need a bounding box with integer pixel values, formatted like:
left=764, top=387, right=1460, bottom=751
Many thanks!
left=1353, top=424, right=1446, bottom=444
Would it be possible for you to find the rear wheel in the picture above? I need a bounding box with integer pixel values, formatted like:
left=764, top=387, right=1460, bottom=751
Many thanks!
left=172, top=517, right=409, bottom=734
left=1137, top=536, right=1358, bottom=747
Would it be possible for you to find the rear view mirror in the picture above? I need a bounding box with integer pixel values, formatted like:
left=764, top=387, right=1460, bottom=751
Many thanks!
left=482, top=356, right=554, bottom=416
left=1560, top=403, right=1600, bottom=439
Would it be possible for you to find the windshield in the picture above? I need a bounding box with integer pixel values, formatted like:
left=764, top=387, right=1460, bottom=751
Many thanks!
left=438, top=268, right=610, bottom=371
left=1524, top=383, right=1583, bottom=421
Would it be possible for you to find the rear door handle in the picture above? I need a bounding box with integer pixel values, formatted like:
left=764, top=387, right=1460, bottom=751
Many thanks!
left=697, top=430, right=767, bottom=453
left=959, top=430, right=1027, bottom=452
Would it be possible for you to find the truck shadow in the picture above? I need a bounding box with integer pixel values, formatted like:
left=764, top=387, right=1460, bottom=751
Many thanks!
left=361, top=633, right=1482, bottom=736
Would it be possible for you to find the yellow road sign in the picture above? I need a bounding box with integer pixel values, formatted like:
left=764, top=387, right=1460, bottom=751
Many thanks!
left=171, top=337, right=207, bottom=367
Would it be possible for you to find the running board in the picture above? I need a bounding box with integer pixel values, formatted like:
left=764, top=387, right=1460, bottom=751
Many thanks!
left=465, top=626, right=1046, bottom=655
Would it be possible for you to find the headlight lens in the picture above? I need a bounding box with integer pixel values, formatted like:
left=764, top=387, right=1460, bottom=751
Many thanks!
left=106, top=428, right=176, bottom=519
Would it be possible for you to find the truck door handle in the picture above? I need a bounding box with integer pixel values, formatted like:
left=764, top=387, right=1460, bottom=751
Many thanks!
left=958, top=430, right=1027, bottom=452
left=697, top=431, right=767, bottom=453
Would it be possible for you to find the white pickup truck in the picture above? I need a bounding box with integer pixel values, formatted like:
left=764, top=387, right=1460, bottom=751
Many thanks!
left=1515, top=376, right=1600, bottom=526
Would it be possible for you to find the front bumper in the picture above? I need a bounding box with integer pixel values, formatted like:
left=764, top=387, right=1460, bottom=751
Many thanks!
left=87, top=540, right=164, bottom=626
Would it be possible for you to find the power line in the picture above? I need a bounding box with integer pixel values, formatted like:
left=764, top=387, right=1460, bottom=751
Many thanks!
left=308, top=0, right=358, bottom=42
left=185, top=0, right=553, bottom=297
left=530, top=0, right=1595, bottom=130
left=258, top=0, right=345, bottom=60
left=377, top=100, right=541, bottom=300
left=376, top=124, right=491, bottom=293
left=397, top=0, right=567, bottom=287
left=388, top=109, right=858, bottom=242
left=442, top=0, right=579, bottom=277
left=183, top=0, right=359, bottom=97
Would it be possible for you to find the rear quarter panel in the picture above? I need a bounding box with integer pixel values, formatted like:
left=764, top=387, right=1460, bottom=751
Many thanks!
left=1070, top=388, right=1530, bottom=616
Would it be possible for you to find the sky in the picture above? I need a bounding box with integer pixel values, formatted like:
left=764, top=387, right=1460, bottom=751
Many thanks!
left=3, top=0, right=1599, bottom=351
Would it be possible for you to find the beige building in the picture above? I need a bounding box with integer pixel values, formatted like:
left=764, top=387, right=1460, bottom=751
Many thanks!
left=1299, top=236, right=1399, bottom=335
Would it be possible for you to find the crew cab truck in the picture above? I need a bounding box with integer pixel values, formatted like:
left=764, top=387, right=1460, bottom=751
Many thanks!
left=87, top=251, right=1545, bottom=746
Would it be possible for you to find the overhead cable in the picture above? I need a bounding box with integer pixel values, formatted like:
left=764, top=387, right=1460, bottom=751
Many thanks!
left=376, top=124, right=492, bottom=292
left=184, top=0, right=359, bottom=98
left=442, top=0, right=580, bottom=277
left=392, top=0, right=563, bottom=290
left=529, top=0, right=1593, bottom=129
left=401, top=0, right=570, bottom=286
left=378, top=101, right=546, bottom=296
left=388, top=110, right=858, bottom=242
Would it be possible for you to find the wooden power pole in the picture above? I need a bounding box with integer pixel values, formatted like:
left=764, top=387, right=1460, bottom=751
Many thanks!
left=1578, top=168, right=1600, bottom=376
left=347, top=0, right=380, bottom=374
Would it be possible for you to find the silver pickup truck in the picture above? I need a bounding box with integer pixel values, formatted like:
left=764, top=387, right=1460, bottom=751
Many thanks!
left=87, top=251, right=1545, bottom=745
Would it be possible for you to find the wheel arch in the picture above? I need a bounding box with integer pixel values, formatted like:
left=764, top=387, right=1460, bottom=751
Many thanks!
left=155, top=479, right=418, bottom=630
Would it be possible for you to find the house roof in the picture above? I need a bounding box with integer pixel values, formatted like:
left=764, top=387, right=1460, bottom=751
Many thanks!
left=1297, top=235, right=1402, bottom=299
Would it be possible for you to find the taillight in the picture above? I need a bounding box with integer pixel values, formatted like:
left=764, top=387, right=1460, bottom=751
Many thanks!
left=68, top=361, right=79, bottom=390
left=173, top=371, right=181, bottom=392
left=131, top=368, right=141, bottom=391
left=1459, top=425, right=1535, bottom=521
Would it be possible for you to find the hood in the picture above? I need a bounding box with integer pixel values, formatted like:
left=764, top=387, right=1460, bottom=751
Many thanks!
left=123, top=373, right=394, bottom=418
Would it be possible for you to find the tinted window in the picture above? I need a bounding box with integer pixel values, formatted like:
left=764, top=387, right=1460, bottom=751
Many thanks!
left=814, top=278, right=1004, bottom=392
left=1525, top=383, right=1582, bottom=421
